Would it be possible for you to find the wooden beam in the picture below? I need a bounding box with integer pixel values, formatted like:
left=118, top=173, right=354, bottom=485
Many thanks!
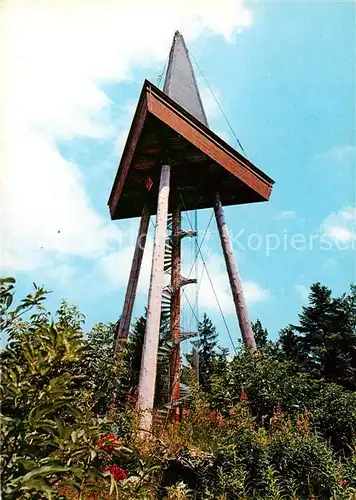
left=213, top=192, right=256, bottom=350
left=115, top=205, right=150, bottom=347
left=147, top=90, right=273, bottom=201
left=170, top=201, right=181, bottom=423
left=137, top=164, right=171, bottom=437
left=109, top=97, right=148, bottom=218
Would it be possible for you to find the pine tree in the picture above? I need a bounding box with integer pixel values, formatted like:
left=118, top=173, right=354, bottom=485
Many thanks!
left=128, top=315, right=146, bottom=391
left=251, top=319, right=268, bottom=349
left=278, top=326, right=306, bottom=364
left=195, top=313, right=219, bottom=390
left=127, top=311, right=172, bottom=405
left=280, top=282, right=356, bottom=389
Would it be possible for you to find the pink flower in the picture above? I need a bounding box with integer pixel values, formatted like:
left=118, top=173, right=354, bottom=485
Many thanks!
left=229, top=407, right=237, bottom=417
left=216, top=412, right=224, bottom=427
left=126, top=394, right=137, bottom=404
left=240, top=392, right=248, bottom=401
left=338, top=479, right=347, bottom=487
left=105, top=464, right=126, bottom=481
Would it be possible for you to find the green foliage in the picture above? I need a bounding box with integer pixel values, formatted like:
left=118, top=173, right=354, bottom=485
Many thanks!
left=167, top=397, right=355, bottom=499
left=1, top=277, right=49, bottom=346
left=280, top=282, right=356, bottom=389
left=0, top=279, right=130, bottom=499
left=127, top=315, right=146, bottom=390
left=193, top=313, right=219, bottom=390
left=79, top=321, right=129, bottom=416
left=165, top=481, right=192, bottom=499
left=127, top=312, right=174, bottom=407
left=209, top=348, right=356, bottom=453
left=1, top=278, right=356, bottom=500
left=251, top=319, right=268, bottom=349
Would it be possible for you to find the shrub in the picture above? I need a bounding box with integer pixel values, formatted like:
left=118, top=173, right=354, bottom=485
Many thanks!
left=0, top=279, right=130, bottom=499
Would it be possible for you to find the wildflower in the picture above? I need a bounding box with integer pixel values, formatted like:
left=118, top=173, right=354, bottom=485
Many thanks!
left=97, top=433, right=118, bottom=452
left=229, top=407, right=237, bottom=417
left=240, top=392, right=248, bottom=401
left=296, top=409, right=310, bottom=436
left=216, top=412, right=224, bottom=427
left=105, top=464, right=126, bottom=481
left=126, top=394, right=138, bottom=404
left=338, top=479, right=347, bottom=487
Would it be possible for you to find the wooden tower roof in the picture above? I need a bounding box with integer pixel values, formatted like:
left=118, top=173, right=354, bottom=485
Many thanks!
left=108, top=32, right=274, bottom=220
left=163, top=31, right=208, bottom=127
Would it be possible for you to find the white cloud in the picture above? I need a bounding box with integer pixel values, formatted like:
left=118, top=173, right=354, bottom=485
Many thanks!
left=327, top=227, right=353, bottom=243
left=316, top=145, right=356, bottom=164
left=295, top=284, right=309, bottom=302
left=1, top=0, right=252, bottom=277
left=322, top=258, right=338, bottom=270
left=114, top=101, right=137, bottom=156
left=322, top=206, right=356, bottom=244
left=196, top=253, right=271, bottom=314
left=244, top=281, right=271, bottom=303
left=200, top=86, right=221, bottom=122
left=199, top=86, right=233, bottom=143
left=276, top=210, right=297, bottom=220
left=99, top=237, right=271, bottom=317
left=1, top=128, right=122, bottom=271
left=100, top=236, right=154, bottom=295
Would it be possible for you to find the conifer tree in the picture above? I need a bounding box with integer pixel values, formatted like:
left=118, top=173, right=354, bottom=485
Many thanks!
left=251, top=319, right=268, bottom=349
left=127, top=310, right=172, bottom=404
left=279, top=282, right=356, bottom=389
left=195, top=313, right=219, bottom=390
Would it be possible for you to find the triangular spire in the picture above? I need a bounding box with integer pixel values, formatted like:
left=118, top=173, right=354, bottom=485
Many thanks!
left=163, top=31, right=208, bottom=127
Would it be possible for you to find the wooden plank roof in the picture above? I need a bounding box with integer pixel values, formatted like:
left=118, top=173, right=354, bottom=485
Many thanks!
left=108, top=80, right=274, bottom=220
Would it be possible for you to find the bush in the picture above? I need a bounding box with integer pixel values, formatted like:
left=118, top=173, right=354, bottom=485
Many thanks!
left=0, top=279, right=132, bottom=499
left=209, top=349, right=356, bottom=453
left=1, top=278, right=355, bottom=499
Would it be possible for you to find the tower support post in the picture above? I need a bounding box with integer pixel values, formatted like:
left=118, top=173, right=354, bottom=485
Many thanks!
left=170, top=201, right=181, bottom=423
left=116, top=205, right=150, bottom=348
left=137, top=164, right=171, bottom=436
left=213, top=192, right=256, bottom=350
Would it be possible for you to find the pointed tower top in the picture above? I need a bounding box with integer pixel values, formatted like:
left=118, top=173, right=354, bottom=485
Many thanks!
left=163, top=31, right=208, bottom=127
left=108, top=32, right=275, bottom=221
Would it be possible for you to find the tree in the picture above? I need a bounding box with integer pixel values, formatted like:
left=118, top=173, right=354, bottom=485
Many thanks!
left=279, top=326, right=307, bottom=365
left=251, top=319, right=268, bottom=349
left=83, top=321, right=129, bottom=414
left=194, top=314, right=219, bottom=391
left=126, top=312, right=172, bottom=406
left=279, top=282, right=356, bottom=389
left=127, top=315, right=146, bottom=391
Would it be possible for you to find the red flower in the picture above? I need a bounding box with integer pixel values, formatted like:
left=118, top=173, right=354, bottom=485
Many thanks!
left=97, top=434, right=118, bottom=452
left=338, top=479, right=347, bottom=487
left=126, top=394, right=138, bottom=404
left=105, top=464, right=126, bottom=481
left=240, top=392, right=248, bottom=401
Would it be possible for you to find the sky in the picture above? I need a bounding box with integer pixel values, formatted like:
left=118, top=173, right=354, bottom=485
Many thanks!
left=1, top=0, right=355, bottom=352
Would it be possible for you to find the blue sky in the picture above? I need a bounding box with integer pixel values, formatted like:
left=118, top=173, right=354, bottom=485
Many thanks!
left=2, top=0, right=355, bottom=351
